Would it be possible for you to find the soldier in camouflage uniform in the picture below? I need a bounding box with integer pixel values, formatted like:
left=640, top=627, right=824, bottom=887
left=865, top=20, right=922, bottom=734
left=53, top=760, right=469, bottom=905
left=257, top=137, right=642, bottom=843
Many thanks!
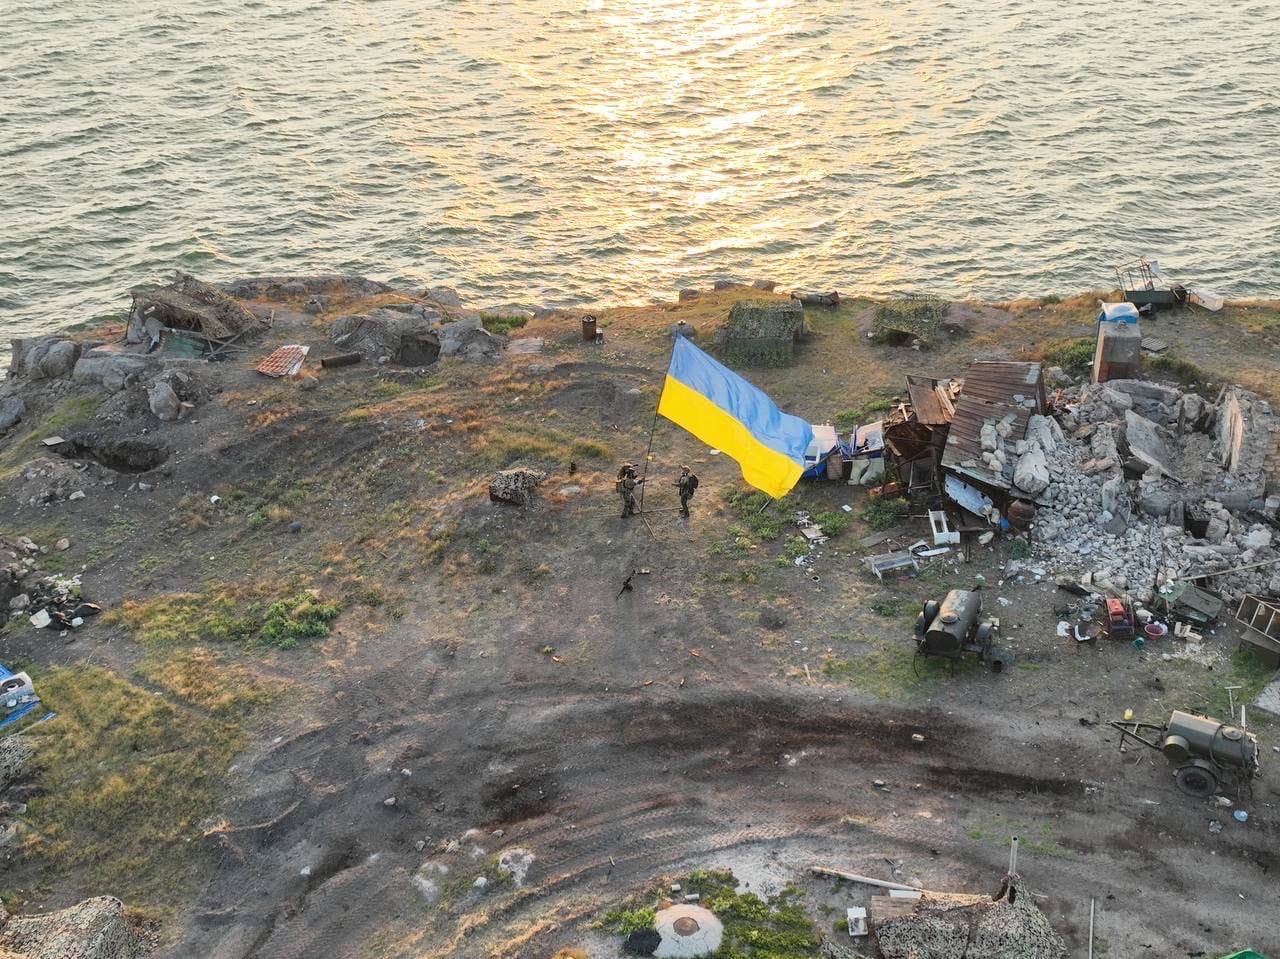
left=675, top=465, right=700, bottom=518
left=617, top=464, right=645, bottom=518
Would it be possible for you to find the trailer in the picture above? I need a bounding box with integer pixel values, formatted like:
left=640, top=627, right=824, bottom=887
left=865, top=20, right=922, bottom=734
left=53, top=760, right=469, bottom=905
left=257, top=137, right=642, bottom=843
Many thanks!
left=1108, top=709, right=1261, bottom=799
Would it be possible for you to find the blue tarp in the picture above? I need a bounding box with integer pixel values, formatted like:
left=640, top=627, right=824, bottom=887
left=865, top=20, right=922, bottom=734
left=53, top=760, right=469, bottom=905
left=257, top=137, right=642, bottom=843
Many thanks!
left=1, top=662, right=43, bottom=732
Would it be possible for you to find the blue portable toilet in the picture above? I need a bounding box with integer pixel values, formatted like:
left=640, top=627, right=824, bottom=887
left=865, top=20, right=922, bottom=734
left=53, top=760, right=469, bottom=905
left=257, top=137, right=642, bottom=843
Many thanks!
left=1097, top=302, right=1140, bottom=325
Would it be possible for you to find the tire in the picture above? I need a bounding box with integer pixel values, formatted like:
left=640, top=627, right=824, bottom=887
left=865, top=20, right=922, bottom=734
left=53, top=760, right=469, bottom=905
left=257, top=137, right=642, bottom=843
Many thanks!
left=1175, top=764, right=1217, bottom=798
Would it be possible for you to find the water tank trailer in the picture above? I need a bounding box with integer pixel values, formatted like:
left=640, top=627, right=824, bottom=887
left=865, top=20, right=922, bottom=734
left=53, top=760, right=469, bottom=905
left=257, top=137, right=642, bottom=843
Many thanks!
left=912, top=589, right=1006, bottom=672
left=1109, top=709, right=1261, bottom=798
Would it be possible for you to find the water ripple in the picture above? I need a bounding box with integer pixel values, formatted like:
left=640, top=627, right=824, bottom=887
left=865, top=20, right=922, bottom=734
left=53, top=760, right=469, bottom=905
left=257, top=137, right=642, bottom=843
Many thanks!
left=2, top=0, right=1278, bottom=338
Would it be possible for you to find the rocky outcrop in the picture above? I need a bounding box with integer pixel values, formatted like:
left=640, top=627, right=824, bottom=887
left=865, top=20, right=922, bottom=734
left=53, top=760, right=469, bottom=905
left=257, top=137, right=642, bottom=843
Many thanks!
left=0, top=396, right=25, bottom=432
left=72, top=350, right=156, bottom=394
left=437, top=316, right=505, bottom=360
left=7, top=337, right=82, bottom=381
left=331, top=308, right=442, bottom=366
left=223, top=274, right=394, bottom=301
left=0, top=896, right=141, bottom=959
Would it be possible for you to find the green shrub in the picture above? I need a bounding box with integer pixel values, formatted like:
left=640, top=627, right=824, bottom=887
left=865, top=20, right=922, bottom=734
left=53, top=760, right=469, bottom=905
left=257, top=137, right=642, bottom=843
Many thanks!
left=860, top=497, right=908, bottom=530
left=834, top=397, right=896, bottom=431
left=480, top=314, right=530, bottom=336
left=1042, top=336, right=1094, bottom=374
left=811, top=510, right=851, bottom=537
left=258, top=594, right=342, bottom=649
left=601, top=906, right=656, bottom=935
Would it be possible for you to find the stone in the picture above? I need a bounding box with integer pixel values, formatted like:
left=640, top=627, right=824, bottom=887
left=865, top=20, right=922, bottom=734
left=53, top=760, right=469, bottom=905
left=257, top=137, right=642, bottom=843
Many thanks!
left=38, top=340, right=79, bottom=379
left=1025, top=414, right=1057, bottom=454
left=1012, top=447, right=1050, bottom=496
left=677, top=288, right=701, bottom=302
left=1100, top=476, right=1125, bottom=515
left=331, top=309, right=443, bottom=365
left=426, top=285, right=462, bottom=308
left=8, top=593, right=30, bottom=611
left=72, top=351, right=151, bottom=393
left=1245, top=527, right=1273, bottom=550
left=55, top=538, right=70, bottom=551
left=0, top=396, right=25, bottom=432
left=1124, top=409, right=1177, bottom=479
left=303, top=296, right=326, bottom=315
left=147, top=381, right=182, bottom=421
left=489, top=467, right=546, bottom=507
left=68, top=490, right=86, bottom=501
left=751, top=279, right=777, bottom=291
left=436, top=316, right=504, bottom=360
left=1204, top=516, right=1229, bottom=544
left=980, top=421, right=999, bottom=452
left=1098, top=386, right=1133, bottom=412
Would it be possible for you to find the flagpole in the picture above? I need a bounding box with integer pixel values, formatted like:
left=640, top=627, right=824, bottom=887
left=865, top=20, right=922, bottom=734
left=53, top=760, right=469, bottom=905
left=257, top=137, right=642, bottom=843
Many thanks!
left=638, top=336, right=677, bottom=513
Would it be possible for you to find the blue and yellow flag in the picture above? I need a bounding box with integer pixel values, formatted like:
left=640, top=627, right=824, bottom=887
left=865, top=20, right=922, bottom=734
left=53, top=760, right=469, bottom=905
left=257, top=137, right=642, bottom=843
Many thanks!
left=658, top=337, right=813, bottom=499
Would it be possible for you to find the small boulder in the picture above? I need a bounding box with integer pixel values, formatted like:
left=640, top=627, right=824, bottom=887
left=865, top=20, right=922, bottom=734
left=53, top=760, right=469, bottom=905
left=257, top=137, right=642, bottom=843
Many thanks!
left=0, top=396, right=25, bottom=432
left=489, top=467, right=546, bottom=507
left=38, top=340, right=80, bottom=379
left=1012, top=447, right=1050, bottom=496
left=426, top=286, right=462, bottom=308
left=147, top=381, right=182, bottom=421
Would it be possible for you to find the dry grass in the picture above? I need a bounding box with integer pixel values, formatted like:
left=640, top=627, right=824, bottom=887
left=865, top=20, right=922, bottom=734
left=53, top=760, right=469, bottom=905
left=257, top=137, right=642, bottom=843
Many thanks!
left=135, top=648, right=285, bottom=717
left=12, top=665, right=256, bottom=908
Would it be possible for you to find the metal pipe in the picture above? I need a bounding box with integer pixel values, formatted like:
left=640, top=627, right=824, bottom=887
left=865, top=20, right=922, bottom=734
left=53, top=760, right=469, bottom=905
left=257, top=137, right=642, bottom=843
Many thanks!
left=1088, top=897, right=1095, bottom=959
left=1007, top=836, right=1019, bottom=876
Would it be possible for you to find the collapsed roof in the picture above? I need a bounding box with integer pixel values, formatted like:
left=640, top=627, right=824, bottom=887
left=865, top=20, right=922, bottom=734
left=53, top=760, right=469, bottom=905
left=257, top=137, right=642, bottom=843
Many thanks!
left=127, top=272, right=269, bottom=344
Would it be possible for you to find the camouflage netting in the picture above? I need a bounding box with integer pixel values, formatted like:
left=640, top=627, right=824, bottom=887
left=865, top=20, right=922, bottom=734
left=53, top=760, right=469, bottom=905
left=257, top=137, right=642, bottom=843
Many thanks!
left=127, top=271, right=268, bottom=343
left=874, top=882, right=1066, bottom=959
left=0, top=736, right=34, bottom=793
left=872, top=294, right=946, bottom=342
left=725, top=299, right=805, bottom=341
left=0, top=897, right=141, bottom=959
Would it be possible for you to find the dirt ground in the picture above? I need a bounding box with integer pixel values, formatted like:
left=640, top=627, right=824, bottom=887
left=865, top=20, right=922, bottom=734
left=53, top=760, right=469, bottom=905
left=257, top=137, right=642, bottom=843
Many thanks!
left=1, top=286, right=1279, bottom=959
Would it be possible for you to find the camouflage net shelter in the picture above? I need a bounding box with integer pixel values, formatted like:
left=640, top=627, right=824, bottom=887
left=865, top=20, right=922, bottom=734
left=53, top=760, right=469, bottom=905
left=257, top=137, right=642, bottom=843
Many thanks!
left=0, top=897, right=141, bottom=959
left=872, top=293, right=946, bottom=344
left=872, top=881, right=1066, bottom=959
left=722, top=298, right=806, bottom=366
left=127, top=272, right=268, bottom=346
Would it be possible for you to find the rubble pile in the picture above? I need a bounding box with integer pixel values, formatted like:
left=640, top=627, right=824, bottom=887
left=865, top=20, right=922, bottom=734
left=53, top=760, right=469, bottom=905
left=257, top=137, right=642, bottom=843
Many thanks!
left=1028, top=380, right=1280, bottom=603
left=0, top=897, right=142, bottom=959
left=874, top=883, right=1066, bottom=959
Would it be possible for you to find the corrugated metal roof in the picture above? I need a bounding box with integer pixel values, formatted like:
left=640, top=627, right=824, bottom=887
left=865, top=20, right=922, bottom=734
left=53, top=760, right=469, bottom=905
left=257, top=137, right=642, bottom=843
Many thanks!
left=906, top=375, right=957, bottom=425
left=958, top=361, right=1044, bottom=407
left=940, top=361, right=1043, bottom=491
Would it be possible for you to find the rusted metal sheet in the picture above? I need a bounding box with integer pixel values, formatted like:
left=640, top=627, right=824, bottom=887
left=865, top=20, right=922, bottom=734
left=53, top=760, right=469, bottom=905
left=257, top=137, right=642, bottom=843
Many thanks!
left=956, top=361, right=1045, bottom=411
left=256, top=344, right=310, bottom=378
left=905, top=375, right=958, bottom=425
left=940, top=396, right=1031, bottom=491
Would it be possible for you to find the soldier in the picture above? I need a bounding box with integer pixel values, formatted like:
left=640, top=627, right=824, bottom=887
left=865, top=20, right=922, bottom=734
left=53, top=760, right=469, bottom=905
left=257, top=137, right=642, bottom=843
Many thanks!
left=617, top=464, right=645, bottom=518
left=674, top=465, right=699, bottom=518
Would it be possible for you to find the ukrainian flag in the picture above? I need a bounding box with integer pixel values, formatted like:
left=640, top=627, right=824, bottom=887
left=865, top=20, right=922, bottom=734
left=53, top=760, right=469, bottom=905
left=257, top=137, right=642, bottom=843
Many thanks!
left=658, top=337, right=813, bottom=499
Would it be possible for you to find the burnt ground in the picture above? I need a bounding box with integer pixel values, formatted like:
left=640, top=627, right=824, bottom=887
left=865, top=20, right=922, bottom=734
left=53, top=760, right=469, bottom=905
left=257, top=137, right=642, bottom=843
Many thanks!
left=2, top=287, right=1279, bottom=958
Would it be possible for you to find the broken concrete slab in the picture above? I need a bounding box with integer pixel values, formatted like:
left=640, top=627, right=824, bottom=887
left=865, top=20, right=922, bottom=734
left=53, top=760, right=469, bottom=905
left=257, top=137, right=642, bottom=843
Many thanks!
left=1012, top=447, right=1049, bottom=496
left=1124, top=409, right=1178, bottom=480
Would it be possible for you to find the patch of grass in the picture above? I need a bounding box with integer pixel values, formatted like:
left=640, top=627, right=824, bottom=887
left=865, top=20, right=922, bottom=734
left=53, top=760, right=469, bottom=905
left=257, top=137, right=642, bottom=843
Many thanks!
left=1009, top=538, right=1031, bottom=559
left=966, top=817, right=1073, bottom=859
left=834, top=397, right=896, bottom=431
left=1039, top=336, right=1094, bottom=374
left=12, top=665, right=255, bottom=908
left=820, top=644, right=954, bottom=698
left=723, top=489, right=792, bottom=541
left=869, top=596, right=904, bottom=617
left=480, top=423, right=606, bottom=468
left=599, top=869, right=818, bottom=958
left=1147, top=353, right=1209, bottom=385
left=811, top=509, right=851, bottom=537
left=135, top=648, right=283, bottom=717
left=860, top=496, right=908, bottom=530
left=599, top=906, right=656, bottom=935
left=108, top=585, right=341, bottom=651
left=480, top=314, right=530, bottom=336
left=782, top=536, right=809, bottom=561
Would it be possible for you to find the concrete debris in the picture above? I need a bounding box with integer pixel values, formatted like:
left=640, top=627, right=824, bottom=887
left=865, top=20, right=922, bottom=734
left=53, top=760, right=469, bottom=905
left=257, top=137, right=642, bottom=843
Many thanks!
left=147, top=380, right=182, bottom=422
left=1033, top=380, right=1279, bottom=605
left=489, top=467, right=546, bottom=507
left=1012, top=447, right=1049, bottom=496
left=0, top=896, right=142, bottom=959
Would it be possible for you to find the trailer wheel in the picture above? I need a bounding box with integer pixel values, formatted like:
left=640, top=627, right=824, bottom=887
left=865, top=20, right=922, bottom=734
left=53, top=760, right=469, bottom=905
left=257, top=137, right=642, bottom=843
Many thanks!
left=1175, top=764, right=1217, bottom=798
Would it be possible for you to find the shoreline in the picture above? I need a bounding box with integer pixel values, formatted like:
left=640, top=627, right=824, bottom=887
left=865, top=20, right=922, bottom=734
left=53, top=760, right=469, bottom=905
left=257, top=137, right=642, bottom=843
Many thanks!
left=1, top=272, right=1278, bottom=958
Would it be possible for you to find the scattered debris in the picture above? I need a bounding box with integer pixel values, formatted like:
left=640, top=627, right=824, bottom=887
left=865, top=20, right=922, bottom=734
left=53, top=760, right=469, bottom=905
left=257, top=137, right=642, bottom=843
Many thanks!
left=256, top=344, right=310, bottom=378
